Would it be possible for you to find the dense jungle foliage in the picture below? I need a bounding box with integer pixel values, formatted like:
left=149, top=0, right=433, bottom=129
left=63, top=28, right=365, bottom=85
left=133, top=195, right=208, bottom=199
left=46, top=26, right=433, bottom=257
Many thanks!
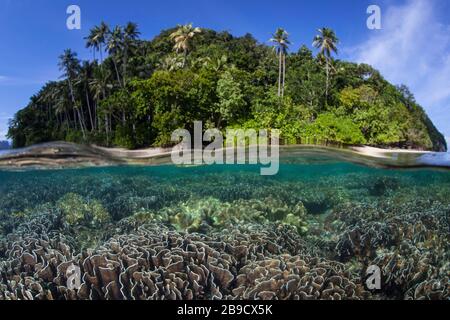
left=7, top=23, right=447, bottom=151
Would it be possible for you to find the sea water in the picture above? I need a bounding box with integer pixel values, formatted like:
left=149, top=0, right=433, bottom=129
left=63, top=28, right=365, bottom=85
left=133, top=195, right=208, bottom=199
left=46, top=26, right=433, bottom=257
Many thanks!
left=0, top=152, right=449, bottom=300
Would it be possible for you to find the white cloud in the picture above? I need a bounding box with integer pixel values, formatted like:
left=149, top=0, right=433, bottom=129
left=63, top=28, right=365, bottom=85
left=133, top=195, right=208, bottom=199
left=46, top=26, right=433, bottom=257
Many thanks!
left=347, top=0, right=450, bottom=136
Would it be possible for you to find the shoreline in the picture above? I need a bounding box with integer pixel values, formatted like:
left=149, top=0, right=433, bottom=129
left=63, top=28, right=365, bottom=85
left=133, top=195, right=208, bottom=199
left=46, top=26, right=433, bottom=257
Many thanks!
left=0, top=141, right=448, bottom=170
left=349, top=145, right=430, bottom=159
left=94, top=144, right=433, bottom=158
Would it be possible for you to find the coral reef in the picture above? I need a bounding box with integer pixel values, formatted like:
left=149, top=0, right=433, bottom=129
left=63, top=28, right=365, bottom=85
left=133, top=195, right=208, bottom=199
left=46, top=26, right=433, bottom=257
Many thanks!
left=57, top=193, right=110, bottom=228
left=328, top=200, right=449, bottom=300
left=0, top=164, right=449, bottom=300
left=156, top=197, right=308, bottom=234
left=0, top=218, right=366, bottom=300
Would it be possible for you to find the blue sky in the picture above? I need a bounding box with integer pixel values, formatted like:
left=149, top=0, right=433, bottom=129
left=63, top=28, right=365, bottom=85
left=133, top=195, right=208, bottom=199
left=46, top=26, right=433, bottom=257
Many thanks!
left=0, top=0, right=449, bottom=146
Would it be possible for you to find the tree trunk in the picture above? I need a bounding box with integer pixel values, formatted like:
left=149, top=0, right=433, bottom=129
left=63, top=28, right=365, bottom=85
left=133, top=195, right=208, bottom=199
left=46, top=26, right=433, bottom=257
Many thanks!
left=64, top=110, right=69, bottom=129
left=123, top=45, right=128, bottom=86
left=73, top=109, right=77, bottom=130
left=77, top=108, right=87, bottom=138
left=94, top=102, right=98, bottom=131
left=56, top=112, right=61, bottom=129
left=69, top=83, right=78, bottom=131
left=109, top=113, right=112, bottom=144
left=113, top=58, right=123, bottom=88
left=325, top=58, right=329, bottom=105
left=105, top=115, right=109, bottom=145
left=278, top=52, right=282, bottom=97
left=183, top=48, right=188, bottom=68
left=86, top=88, right=94, bottom=132
left=282, top=53, right=286, bottom=98
left=68, top=79, right=86, bottom=139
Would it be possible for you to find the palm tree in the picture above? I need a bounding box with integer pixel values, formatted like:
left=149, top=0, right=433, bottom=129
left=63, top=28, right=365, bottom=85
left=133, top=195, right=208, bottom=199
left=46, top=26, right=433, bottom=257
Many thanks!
left=52, top=83, right=72, bottom=130
left=37, top=82, right=58, bottom=123
left=107, top=26, right=124, bottom=87
left=313, top=28, right=339, bottom=102
left=90, top=67, right=113, bottom=141
left=86, top=22, right=110, bottom=63
left=75, top=61, right=95, bottom=131
left=270, top=28, right=290, bottom=98
left=169, top=23, right=201, bottom=68
left=90, top=67, right=112, bottom=105
left=86, top=27, right=100, bottom=61
left=122, top=22, right=140, bottom=85
left=58, top=49, right=86, bottom=138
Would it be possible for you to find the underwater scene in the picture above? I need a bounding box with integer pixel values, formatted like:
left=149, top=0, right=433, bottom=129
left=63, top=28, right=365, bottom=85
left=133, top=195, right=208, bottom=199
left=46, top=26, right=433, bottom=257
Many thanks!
left=0, top=152, right=449, bottom=301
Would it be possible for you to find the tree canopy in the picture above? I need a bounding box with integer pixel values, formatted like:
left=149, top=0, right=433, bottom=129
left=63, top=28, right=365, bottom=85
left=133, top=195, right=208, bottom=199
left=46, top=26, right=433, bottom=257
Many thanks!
left=7, top=23, right=447, bottom=152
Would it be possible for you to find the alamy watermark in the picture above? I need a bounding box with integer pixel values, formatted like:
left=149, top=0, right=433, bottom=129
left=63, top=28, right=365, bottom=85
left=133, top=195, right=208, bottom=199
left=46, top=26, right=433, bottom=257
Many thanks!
left=367, top=5, right=382, bottom=30
left=365, top=265, right=382, bottom=290
left=66, top=263, right=82, bottom=290
left=66, top=5, right=81, bottom=30
left=171, top=121, right=280, bottom=176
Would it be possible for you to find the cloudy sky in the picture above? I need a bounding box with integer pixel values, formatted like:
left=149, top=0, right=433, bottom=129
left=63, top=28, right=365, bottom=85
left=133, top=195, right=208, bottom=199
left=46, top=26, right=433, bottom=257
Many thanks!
left=0, top=0, right=449, bottom=146
left=347, top=0, right=450, bottom=147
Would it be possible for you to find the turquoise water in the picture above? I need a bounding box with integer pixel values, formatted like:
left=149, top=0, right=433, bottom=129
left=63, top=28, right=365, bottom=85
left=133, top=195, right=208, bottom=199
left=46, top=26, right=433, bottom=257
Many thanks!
left=0, top=159, right=449, bottom=300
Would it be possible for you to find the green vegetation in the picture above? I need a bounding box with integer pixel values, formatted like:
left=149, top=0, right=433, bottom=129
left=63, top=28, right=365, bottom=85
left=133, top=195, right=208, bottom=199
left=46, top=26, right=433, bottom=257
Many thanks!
left=7, top=23, right=447, bottom=151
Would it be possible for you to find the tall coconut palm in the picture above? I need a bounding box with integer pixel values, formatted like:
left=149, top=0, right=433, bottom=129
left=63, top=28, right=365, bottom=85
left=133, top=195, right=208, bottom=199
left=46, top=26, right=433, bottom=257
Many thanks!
left=107, top=26, right=124, bottom=87
left=122, top=22, right=140, bottom=85
left=52, top=83, right=72, bottom=129
left=90, top=67, right=112, bottom=104
left=58, top=49, right=86, bottom=138
left=85, top=23, right=110, bottom=130
left=270, top=28, right=290, bottom=98
left=90, top=67, right=113, bottom=141
left=169, top=23, right=201, bottom=68
left=313, top=28, right=339, bottom=102
left=37, top=82, right=58, bottom=122
left=75, top=61, right=95, bottom=131
left=86, top=22, right=110, bottom=63
left=86, top=27, right=99, bottom=61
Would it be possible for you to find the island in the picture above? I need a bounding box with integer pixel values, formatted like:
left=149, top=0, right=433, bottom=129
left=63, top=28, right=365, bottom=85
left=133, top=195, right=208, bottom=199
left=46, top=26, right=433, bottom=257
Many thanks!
left=0, top=141, right=10, bottom=150
left=6, top=24, right=447, bottom=153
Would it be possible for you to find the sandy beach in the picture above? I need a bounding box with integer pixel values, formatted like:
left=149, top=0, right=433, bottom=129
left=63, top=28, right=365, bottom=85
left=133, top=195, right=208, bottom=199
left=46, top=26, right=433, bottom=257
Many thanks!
left=349, top=146, right=430, bottom=159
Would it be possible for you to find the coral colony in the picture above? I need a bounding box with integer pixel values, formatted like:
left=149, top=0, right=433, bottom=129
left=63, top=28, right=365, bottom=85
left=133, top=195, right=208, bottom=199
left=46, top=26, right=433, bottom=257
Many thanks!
left=0, top=164, right=448, bottom=300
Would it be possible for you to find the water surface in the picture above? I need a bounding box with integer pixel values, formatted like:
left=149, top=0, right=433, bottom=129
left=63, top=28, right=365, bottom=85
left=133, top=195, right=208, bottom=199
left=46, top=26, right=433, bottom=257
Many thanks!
left=0, top=149, right=448, bottom=300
